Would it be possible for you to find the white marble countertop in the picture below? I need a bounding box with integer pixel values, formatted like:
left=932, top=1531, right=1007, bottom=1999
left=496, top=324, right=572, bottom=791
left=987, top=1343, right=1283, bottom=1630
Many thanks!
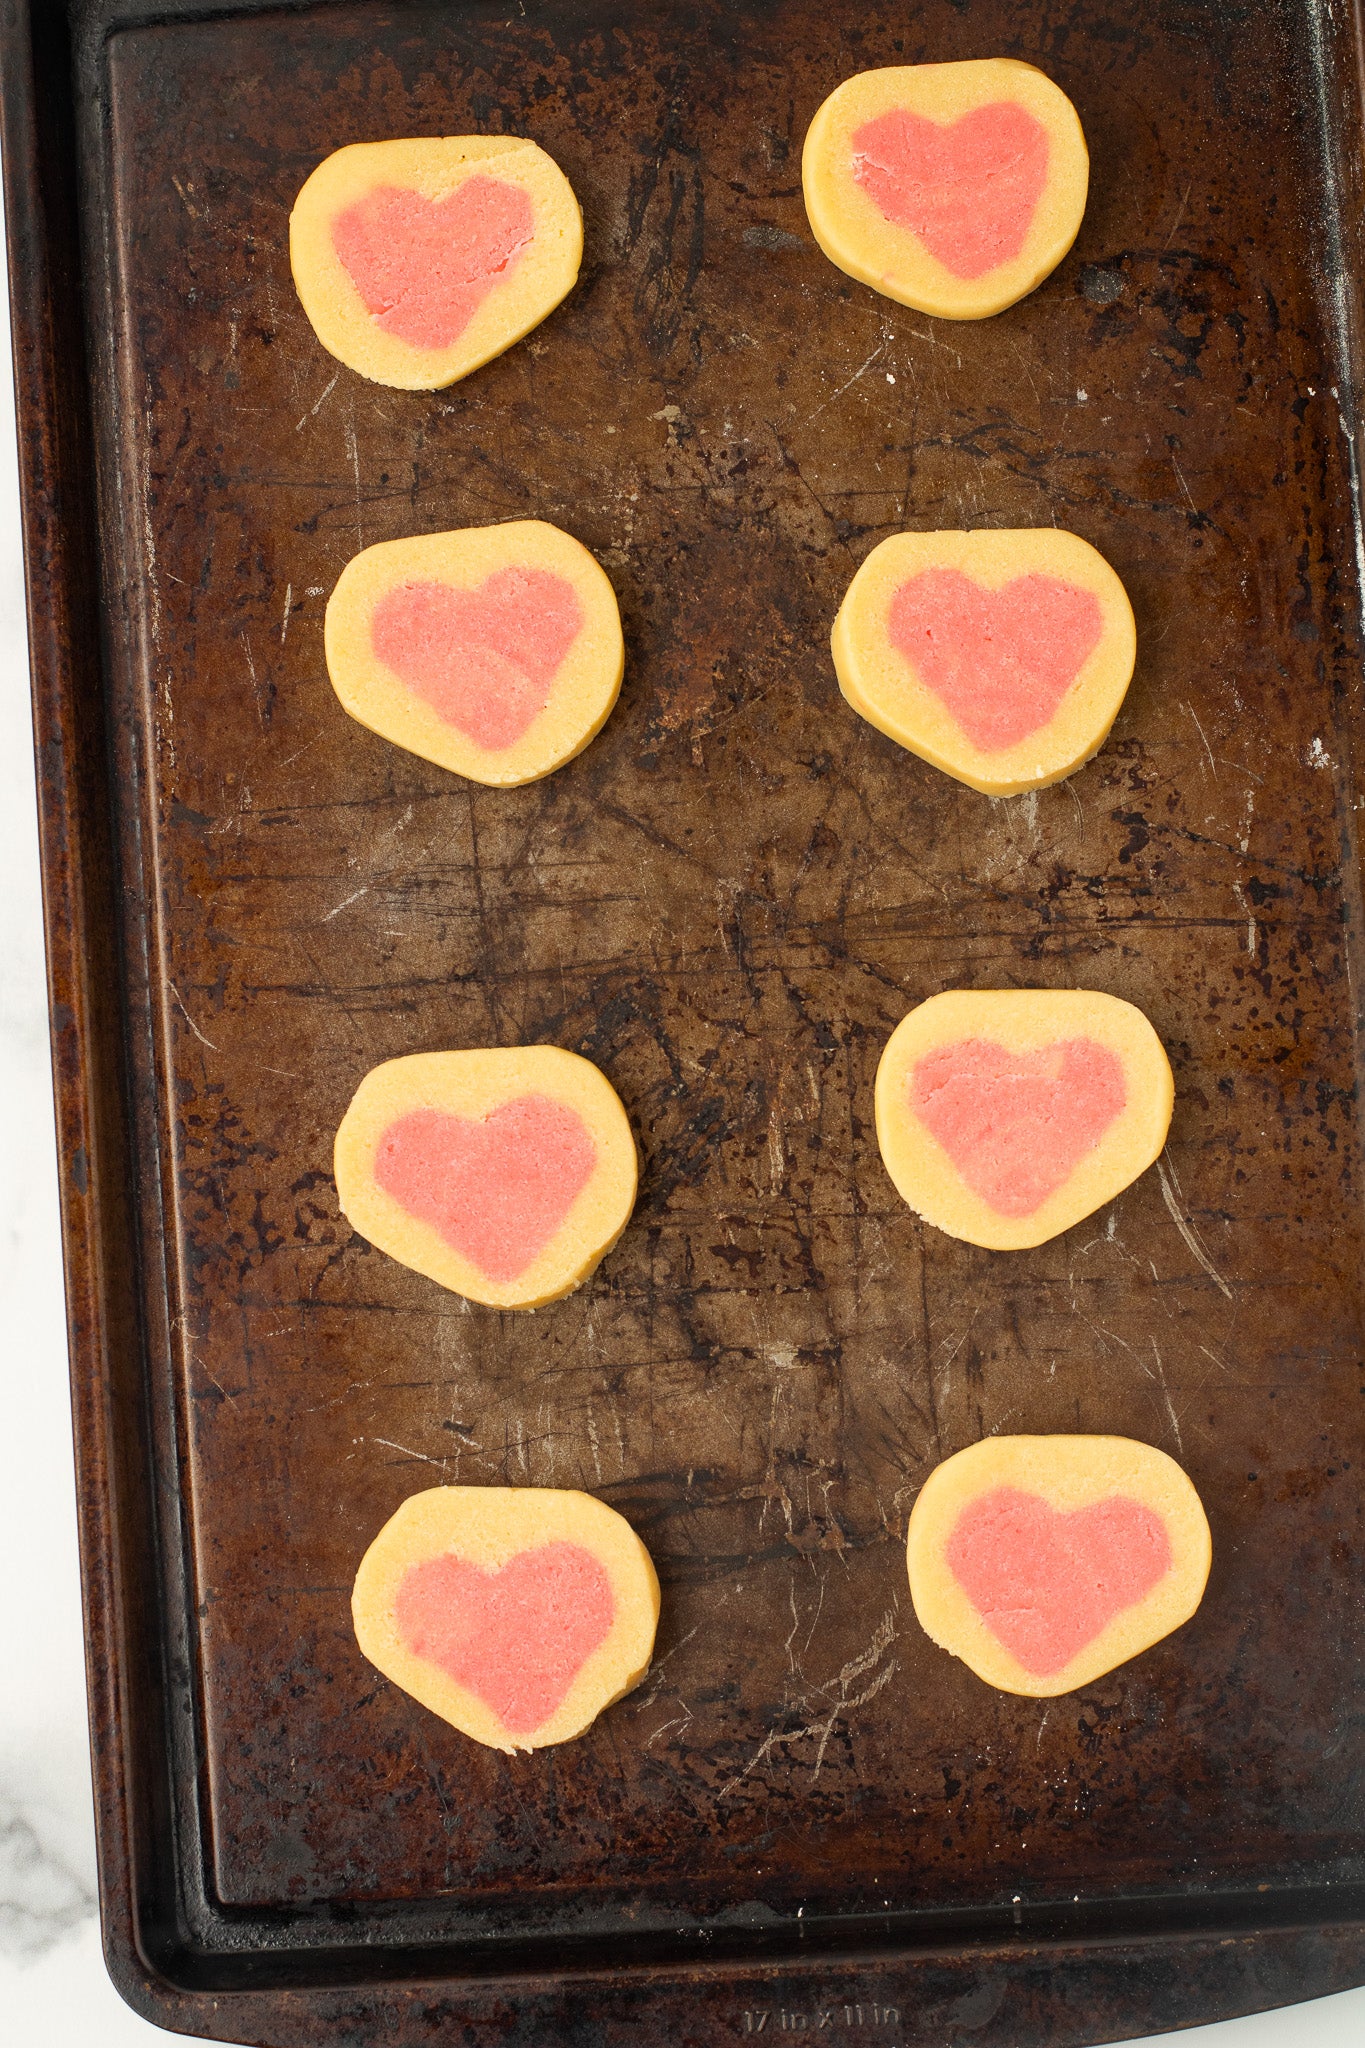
left=0, top=199, right=1360, bottom=2048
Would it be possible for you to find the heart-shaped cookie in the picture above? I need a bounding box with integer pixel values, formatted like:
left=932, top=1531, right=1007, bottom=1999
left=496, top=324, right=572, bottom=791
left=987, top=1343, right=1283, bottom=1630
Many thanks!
left=395, top=1540, right=614, bottom=1734
left=946, top=1486, right=1172, bottom=1676
left=802, top=59, right=1088, bottom=319
left=853, top=103, right=1049, bottom=280
left=370, top=568, right=583, bottom=751
left=293, top=139, right=581, bottom=390
left=336, top=1047, right=636, bottom=1308
left=911, top=1035, right=1126, bottom=1217
left=888, top=568, right=1103, bottom=753
left=832, top=529, right=1134, bottom=795
left=908, top=1437, right=1211, bottom=1696
left=874, top=991, right=1172, bottom=1251
left=332, top=175, right=535, bottom=352
left=374, top=1094, right=596, bottom=1283
left=353, top=1484, right=660, bottom=1749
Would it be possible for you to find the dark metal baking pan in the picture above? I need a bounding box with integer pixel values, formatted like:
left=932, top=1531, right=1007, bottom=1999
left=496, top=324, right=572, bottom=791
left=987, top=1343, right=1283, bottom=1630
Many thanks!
left=3, top=0, right=1364, bottom=2039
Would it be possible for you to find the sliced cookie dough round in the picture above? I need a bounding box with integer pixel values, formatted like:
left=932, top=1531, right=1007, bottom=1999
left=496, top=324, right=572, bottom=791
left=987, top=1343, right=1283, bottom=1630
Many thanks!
left=802, top=59, right=1088, bottom=319
left=875, top=989, right=1173, bottom=1251
left=325, top=520, right=624, bottom=786
left=908, top=1436, right=1211, bottom=1696
left=290, top=136, right=582, bottom=389
left=832, top=529, right=1135, bottom=795
left=354, top=1485, right=660, bottom=1750
left=335, top=1047, right=637, bottom=1309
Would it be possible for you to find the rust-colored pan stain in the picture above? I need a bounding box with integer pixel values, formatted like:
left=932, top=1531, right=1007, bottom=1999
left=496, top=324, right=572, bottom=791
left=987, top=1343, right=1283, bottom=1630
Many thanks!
left=2, top=0, right=1363, bottom=2041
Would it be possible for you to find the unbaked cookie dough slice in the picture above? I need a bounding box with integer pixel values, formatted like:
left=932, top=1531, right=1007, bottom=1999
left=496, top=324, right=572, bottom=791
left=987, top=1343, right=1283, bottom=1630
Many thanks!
left=291, top=137, right=582, bottom=389
left=354, top=1485, right=660, bottom=1750
left=876, top=990, right=1172, bottom=1250
left=832, top=529, right=1134, bottom=795
left=908, top=1436, right=1211, bottom=1696
left=803, top=60, right=1088, bottom=318
left=326, top=520, right=623, bottom=786
left=335, top=1047, right=637, bottom=1308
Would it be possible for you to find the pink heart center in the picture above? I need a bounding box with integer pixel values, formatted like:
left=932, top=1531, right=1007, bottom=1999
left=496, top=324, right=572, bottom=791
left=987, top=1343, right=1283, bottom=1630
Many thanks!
left=396, top=1541, right=615, bottom=1734
left=331, top=175, right=535, bottom=350
left=374, top=1094, right=597, bottom=1282
left=947, top=1486, right=1173, bottom=1675
left=371, top=568, right=584, bottom=750
left=911, top=1036, right=1126, bottom=1217
left=888, top=568, right=1103, bottom=752
left=852, top=102, right=1050, bottom=279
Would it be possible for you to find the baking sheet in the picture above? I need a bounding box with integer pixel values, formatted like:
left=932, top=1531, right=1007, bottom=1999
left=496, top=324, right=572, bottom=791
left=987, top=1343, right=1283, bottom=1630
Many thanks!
left=5, top=0, right=1365, bottom=2039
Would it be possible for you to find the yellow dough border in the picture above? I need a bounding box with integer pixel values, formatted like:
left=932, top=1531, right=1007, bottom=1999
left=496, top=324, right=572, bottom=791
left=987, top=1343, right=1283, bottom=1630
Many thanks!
left=875, top=989, right=1174, bottom=1250
left=325, top=521, right=625, bottom=786
left=353, top=1486, right=660, bottom=1750
left=907, top=1436, right=1212, bottom=1696
left=802, top=60, right=1089, bottom=320
left=832, top=529, right=1136, bottom=796
left=334, top=1046, right=638, bottom=1309
left=290, top=137, right=583, bottom=390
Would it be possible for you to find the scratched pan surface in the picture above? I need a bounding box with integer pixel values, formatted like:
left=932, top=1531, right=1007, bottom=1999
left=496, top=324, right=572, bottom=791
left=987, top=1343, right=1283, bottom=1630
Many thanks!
left=5, top=0, right=1365, bottom=2039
